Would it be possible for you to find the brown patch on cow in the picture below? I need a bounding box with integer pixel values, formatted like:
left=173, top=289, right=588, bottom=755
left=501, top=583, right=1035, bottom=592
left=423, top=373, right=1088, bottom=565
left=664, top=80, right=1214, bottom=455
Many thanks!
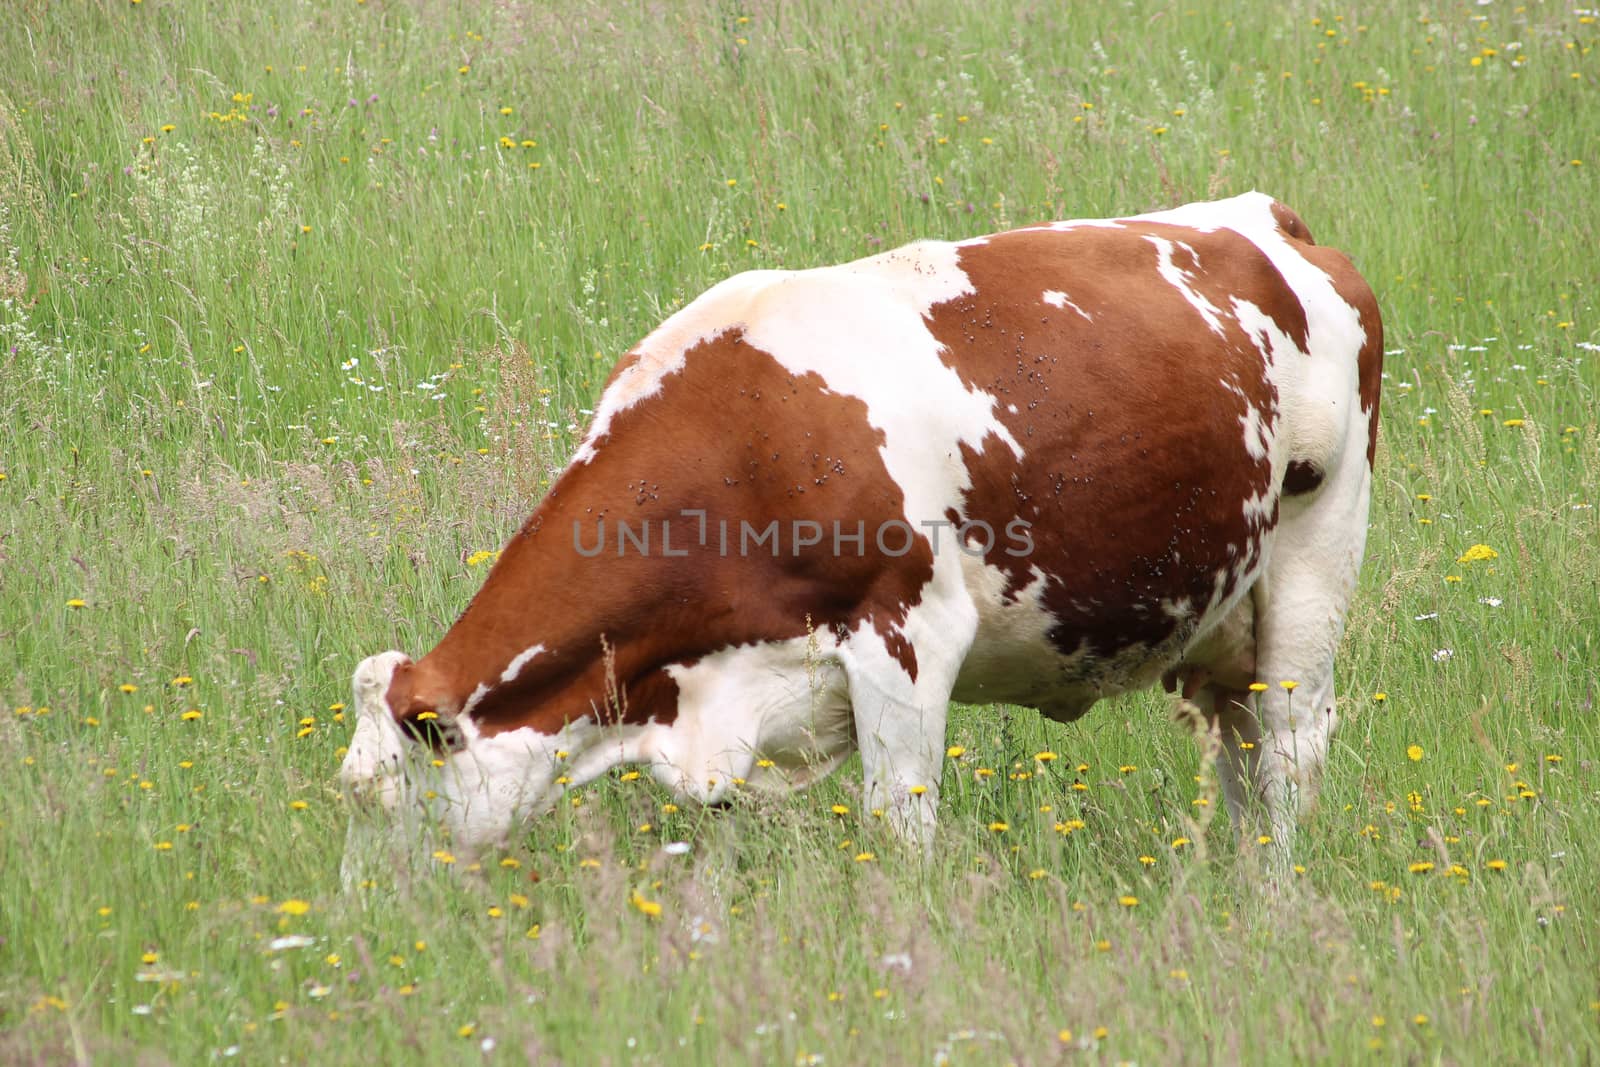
left=924, top=222, right=1294, bottom=670
left=1356, top=303, right=1384, bottom=465
left=396, top=330, right=933, bottom=739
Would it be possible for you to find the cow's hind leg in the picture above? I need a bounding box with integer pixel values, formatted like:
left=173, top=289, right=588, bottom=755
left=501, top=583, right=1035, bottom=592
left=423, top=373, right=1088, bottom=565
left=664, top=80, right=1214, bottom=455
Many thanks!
left=1245, top=449, right=1373, bottom=857
left=1174, top=595, right=1265, bottom=837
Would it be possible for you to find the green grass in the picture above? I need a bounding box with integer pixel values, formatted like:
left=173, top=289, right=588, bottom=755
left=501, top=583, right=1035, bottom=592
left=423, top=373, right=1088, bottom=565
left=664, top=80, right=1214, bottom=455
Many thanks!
left=2, top=0, right=1598, bottom=1062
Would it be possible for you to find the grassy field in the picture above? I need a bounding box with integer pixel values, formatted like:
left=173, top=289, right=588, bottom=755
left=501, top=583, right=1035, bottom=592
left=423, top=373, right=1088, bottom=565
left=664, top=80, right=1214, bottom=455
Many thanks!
left=2, top=0, right=1597, bottom=1062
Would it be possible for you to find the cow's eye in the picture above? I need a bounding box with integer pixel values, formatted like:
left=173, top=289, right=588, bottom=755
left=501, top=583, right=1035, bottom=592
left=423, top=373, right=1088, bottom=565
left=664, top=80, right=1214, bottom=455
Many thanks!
left=401, top=714, right=463, bottom=753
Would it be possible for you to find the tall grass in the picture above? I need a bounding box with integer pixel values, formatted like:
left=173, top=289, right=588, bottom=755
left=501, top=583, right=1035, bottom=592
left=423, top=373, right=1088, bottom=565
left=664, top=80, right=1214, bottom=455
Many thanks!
left=1, top=1, right=1596, bottom=1062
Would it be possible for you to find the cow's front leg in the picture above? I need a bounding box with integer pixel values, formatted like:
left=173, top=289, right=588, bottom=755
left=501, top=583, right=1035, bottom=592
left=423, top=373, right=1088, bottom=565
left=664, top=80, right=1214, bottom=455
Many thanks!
left=840, top=627, right=965, bottom=851
left=852, top=687, right=947, bottom=849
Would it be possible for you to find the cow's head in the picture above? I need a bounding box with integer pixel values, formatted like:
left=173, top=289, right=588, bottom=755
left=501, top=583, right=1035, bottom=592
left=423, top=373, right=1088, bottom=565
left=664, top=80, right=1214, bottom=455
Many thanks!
left=337, top=648, right=604, bottom=886
left=340, top=651, right=414, bottom=814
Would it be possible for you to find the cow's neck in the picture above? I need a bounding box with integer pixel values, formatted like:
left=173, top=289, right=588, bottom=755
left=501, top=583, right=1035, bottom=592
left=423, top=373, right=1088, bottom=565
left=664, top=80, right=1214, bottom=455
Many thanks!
left=391, top=461, right=714, bottom=737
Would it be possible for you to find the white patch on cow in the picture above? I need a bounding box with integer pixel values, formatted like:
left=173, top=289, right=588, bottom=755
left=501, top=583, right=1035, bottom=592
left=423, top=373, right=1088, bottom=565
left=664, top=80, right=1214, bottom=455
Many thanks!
left=1040, top=218, right=1125, bottom=232
left=1236, top=397, right=1272, bottom=462
left=642, top=635, right=854, bottom=801
left=1214, top=372, right=1275, bottom=473
left=1211, top=374, right=1278, bottom=530
left=1041, top=289, right=1093, bottom=321
left=1226, top=298, right=1293, bottom=529
left=461, top=682, right=490, bottom=716
left=1230, top=295, right=1312, bottom=461
left=953, top=564, right=1086, bottom=709
left=430, top=715, right=564, bottom=845
left=1145, top=236, right=1226, bottom=337
left=501, top=644, right=546, bottom=684
left=1239, top=485, right=1275, bottom=528
left=1231, top=295, right=1301, bottom=366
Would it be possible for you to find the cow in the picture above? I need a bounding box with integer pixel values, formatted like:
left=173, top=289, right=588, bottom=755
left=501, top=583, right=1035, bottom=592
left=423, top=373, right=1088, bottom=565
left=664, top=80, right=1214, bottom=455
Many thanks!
left=340, top=191, right=1382, bottom=875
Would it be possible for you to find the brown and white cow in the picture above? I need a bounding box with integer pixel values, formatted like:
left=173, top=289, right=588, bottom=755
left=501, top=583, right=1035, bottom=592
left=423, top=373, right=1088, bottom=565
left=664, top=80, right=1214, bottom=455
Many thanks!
left=341, top=192, right=1381, bottom=872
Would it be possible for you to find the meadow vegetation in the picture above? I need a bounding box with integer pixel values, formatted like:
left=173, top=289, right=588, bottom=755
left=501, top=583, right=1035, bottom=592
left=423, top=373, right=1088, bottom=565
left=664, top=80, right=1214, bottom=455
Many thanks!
left=1, top=0, right=1597, bottom=1062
